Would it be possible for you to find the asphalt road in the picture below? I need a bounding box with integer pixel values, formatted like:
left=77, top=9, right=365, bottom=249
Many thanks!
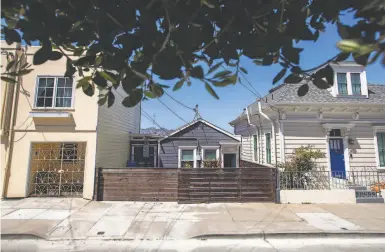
left=2, top=238, right=385, bottom=252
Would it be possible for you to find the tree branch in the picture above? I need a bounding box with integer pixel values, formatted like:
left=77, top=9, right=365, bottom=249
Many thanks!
left=200, top=17, right=235, bottom=51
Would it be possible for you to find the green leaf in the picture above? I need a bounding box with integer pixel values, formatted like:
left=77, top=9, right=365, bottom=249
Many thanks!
left=353, top=52, right=369, bottom=66
left=6, top=60, right=17, bottom=72
left=191, top=65, right=204, bottom=79
left=122, top=89, right=143, bottom=107
left=337, top=22, right=349, bottom=39
left=92, top=72, right=108, bottom=88
left=262, top=55, right=273, bottom=66
left=314, top=65, right=334, bottom=85
left=314, top=77, right=331, bottom=89
left=253, top=59, right=263, bottom=65
left=97, top=95, right=107, bottom=106
left=297, top=84, right=309, bottom=97
left=173, top=79, right=185, bottom=91
left=3, top=28, right=21, bottom=45
left=144, top=90, right=156, bottom=98
left=205, top=82, right=219, bottom=99
left=284, top=74, right=302, bottom=84
left=7, top=68, right=34, bottom=76
left=201, top=0, right=215, bottom=8
left=33, top=44, right=52, bottom=65
left=82, top=83, right=95, bottom=96
left=122, top=70, right=144, bottom=94
left=99, top=71, right=117, bottom=84
left=337, top=39, right=361, bottom=53
left=213, top=70, right=231, bottom=79
left=334, top=52, right=350, bottom=62
left=282, top=46, right=303, bottom=65
left=49, top=51, right=63, bottom=61
left=108, top=90, right=115, bottom=107
left=149, top=83, right=164, bottom=98
left=273, top=68, right=287, bottom=84
left=207, top=62, right=223, bottom=74
left=1, top=76, right=17, bottom=83
left=239, top=67, right=248, bottom=74
left=76, top=76, right=92, bottom=89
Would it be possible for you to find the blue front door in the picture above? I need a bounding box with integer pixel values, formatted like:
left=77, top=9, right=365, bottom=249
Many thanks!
left=329, top=138, right=346, bottom=178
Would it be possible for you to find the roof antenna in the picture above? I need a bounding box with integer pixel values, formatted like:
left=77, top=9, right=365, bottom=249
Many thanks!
left=193, top=104, right=201, bottom=120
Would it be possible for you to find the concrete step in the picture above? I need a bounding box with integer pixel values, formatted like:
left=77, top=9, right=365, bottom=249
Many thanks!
left=349, top=186, right=368, bottom=191
left=356, top=197, right=384, bottom=204
left=355, top=190, right=378, bottom=198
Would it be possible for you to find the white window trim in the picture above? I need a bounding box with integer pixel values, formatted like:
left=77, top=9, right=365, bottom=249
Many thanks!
left=252, top=134, right=258, bottom=163
left=264, top=131, right=272, bottom=165
left=201, top=146, right=220, bottom=168
left=373, top=126, right=385, bottom=170
left=178, top=146, right=197, bottom=168
left=34, top=76, right=75, bottom=109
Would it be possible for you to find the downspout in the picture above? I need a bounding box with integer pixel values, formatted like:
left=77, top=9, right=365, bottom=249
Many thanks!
left=2, top=44, right=24, bottom=198
left=258, top=101, right=278, bottom=167
left=246, top=106, right=256, bottom=163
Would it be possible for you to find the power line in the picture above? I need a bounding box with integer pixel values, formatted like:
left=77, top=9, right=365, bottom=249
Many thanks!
left=156, top=98, right=189, bottom=123
left=163, top=91, right=195, bottom=111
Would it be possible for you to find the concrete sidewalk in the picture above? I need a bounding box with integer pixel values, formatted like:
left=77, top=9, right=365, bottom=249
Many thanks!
left=1, top=198, right=385, bottom=240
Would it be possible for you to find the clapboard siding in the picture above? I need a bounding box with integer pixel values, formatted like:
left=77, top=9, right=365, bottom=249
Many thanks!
left=159, top=121, right=239, bottom=168
left=349, top=124, right=377, bottom=168
left=95, top=86, right=141, bottom=168
left=235, top=120, right=255, bottom=163
left=283, top=122, right=328, bottom=167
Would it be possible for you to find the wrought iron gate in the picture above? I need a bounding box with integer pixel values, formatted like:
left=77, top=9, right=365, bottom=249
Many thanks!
left=28, top=142, right=86, bottom=197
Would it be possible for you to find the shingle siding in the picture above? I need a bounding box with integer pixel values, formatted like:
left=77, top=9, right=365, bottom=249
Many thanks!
left=159, top=121, right=238, bottom=168
left=95, top=86, right=141, bottom=168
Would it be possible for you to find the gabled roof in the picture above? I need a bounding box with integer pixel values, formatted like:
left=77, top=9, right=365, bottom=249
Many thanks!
left=160, top=118, right=240, bottom=142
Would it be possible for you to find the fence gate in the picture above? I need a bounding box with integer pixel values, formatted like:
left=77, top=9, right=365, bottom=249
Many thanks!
left=28, top=142, right=86, bottom=197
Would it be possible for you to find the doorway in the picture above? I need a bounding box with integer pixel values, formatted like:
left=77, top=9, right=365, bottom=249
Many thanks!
left=223, top=154, right=236, bottom=168
left=329, top=138, right=346, bottom=178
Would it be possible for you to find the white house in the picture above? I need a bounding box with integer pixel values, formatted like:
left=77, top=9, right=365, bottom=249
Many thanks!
left=230, top=62, right=385, bottom=174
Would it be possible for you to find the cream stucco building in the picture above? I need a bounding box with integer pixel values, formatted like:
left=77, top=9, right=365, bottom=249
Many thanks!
left=1, top=42, right=140, bottom=199
left=230, top=62, right=385, bottom=173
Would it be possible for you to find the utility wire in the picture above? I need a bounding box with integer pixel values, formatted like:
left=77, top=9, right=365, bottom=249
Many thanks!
left=156, top=98, right=189, bottom=123
left=163, top=91, right=195, bottom=111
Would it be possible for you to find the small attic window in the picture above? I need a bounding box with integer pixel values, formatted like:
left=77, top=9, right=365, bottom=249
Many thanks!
left=337, top=73, right=348, bottom=95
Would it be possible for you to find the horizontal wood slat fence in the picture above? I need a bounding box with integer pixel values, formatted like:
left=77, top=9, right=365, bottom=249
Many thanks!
left=94, top=167, right=277, bottom=203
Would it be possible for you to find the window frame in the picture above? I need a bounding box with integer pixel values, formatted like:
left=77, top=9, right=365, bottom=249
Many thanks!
left=337, top=73, right=348, bottom=95
left=201, top=146, right=220, bottom=168
left=375, top=132, right=385, bottom=169
left=350, top=72, right=362, bottom=95
left=252, top=134, right=258, bottom=162
left=34, top=76, right=75, bottom=109
left=265, top=132, right=272, bottom=164
left=178, top=147, right=197, bottom=168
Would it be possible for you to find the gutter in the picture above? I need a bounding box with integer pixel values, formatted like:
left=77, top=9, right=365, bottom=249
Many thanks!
left=258, top=101, right=278, bottom=167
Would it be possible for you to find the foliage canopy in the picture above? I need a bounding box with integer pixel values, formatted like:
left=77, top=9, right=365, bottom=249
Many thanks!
left=2, top=0, right=384, bottom=106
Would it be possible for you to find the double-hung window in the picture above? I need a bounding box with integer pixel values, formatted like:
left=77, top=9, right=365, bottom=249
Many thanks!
left=377, top=133, right=385, bottom=167
left=35, top=77, right=73, bottom=108
left=350, top=73, right=361, bottom=95
left=180, top=149, right=195, bottom=168
left=337, top=73, right=348, bottom=95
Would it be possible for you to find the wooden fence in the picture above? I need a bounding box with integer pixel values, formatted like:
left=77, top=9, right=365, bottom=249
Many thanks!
left=94, top=168, right=178, bottom=201
left=94, top=167, right=277, bottom=203
left=178, top=168, right=277, bottom=203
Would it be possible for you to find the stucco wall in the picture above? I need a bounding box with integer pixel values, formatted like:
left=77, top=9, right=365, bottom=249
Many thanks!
left=5, top=132, right=97, bottom=199
left=280, top=189, right=356, bottom=204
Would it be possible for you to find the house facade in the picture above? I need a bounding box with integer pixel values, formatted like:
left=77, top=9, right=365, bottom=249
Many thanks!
left=230, top=62, right=385, bottom=174
left=1, top=42, right=140, bottom=199
left=159, top=119, right=241, bottom=168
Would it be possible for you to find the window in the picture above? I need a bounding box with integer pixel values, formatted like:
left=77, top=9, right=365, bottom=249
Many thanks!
left=377, top=133, right=385, bottom=167
left=265, top=133, right=271, bottom=164
left=351, top=73, right=361, bottom=95
left=337, top=73, right=348, bottom=95
left=35, top=77, right=73, bottom=108
left=204, top=149, right=217, bottom=160
left=253, top=135, right=258, bottom=162
left=330, top=129, right=342, bottom=137
left=180, top=149, right=194, bottom=168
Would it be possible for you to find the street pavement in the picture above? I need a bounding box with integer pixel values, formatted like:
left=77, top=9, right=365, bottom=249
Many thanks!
left=2, top=238, right=385, bottom=251
left=1, top=198, right=385, bottom=241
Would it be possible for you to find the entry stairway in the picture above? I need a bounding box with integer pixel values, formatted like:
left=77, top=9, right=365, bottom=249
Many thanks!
left=349, top=185, right=384, bottom=203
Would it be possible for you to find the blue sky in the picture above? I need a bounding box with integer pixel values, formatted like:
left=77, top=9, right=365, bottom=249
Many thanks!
left=141, top=16, right=385, bottom=133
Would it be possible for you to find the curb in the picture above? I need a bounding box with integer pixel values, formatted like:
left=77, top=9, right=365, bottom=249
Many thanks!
left=192, top=232, right=385, bottom=240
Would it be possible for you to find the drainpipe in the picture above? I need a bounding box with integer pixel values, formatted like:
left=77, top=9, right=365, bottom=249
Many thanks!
left=2, top=44, right=25, bottom=198
left=258, top=101, right=278, bottom=167
left=246, top=106, right=257, bottom=163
